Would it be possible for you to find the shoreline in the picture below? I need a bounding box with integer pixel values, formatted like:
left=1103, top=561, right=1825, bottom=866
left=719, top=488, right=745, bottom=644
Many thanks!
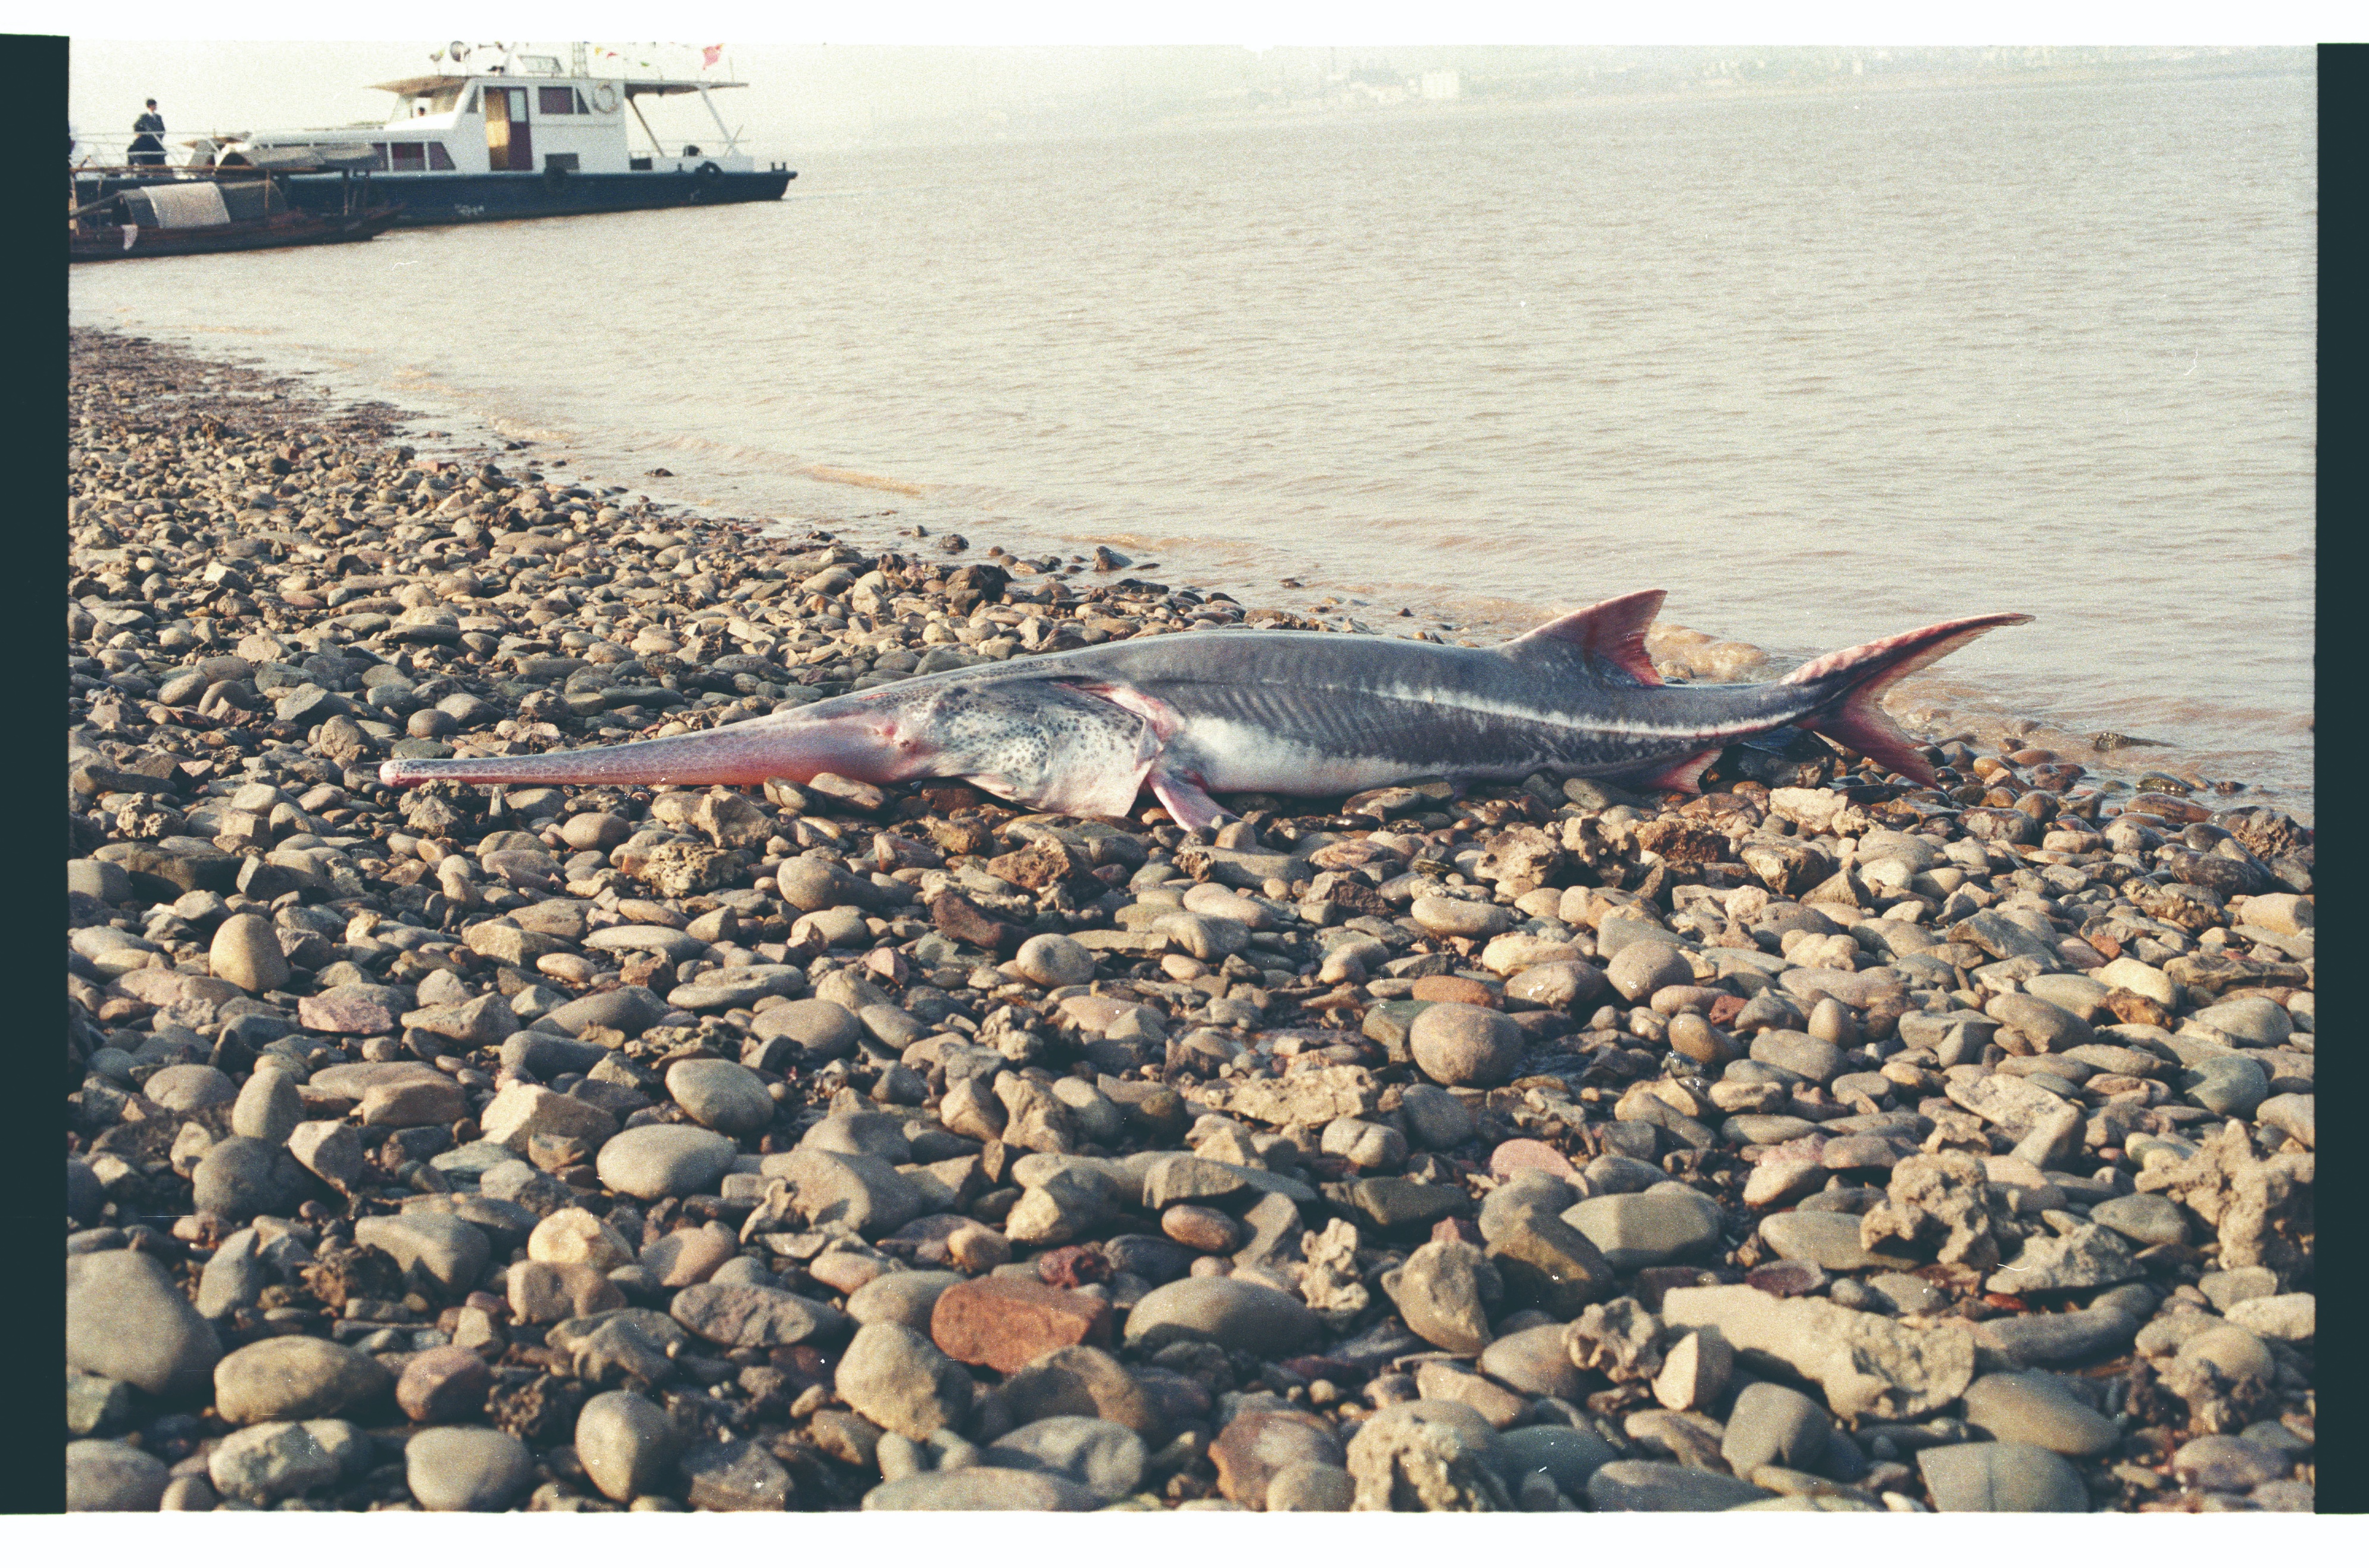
left=69, top=310, right=2309, bottom=820
left=66, top=325, right=2314, bottom=1516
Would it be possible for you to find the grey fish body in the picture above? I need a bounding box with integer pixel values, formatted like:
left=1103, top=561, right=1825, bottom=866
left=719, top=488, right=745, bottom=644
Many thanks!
left=379, top=589, right=2030, bottom=832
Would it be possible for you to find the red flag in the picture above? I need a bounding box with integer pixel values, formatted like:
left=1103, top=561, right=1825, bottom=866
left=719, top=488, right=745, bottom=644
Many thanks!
left=701, top=43, right=723, bottom=69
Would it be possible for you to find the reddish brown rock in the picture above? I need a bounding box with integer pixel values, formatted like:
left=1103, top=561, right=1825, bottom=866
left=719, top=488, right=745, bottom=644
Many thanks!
left=926, top=889, right=1026, bottom=957
left=360, top=1077, right=469, bottom=1129
left=985, top=839, right=1083, bottom=891
left=1488, top=1138, right=1578, bottom=1183
left=1410, top=974, right=1499, bottom=1008
left=929, top=1275, right=1113, bottom=1374
left=1035, top=1245, right=1114, bottom=1288
left=397, top=1345, right=494, bottom=1423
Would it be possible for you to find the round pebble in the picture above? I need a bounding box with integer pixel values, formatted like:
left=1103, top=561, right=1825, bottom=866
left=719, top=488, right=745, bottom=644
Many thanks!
left=1014, top=932, right=1096, bottom=988
left=406, top=1426, right=536, bottom=1511
left=835, top=1322, right=975, bottom=1440
left=1407, top=1002, right=1524, bottom=1088
left=67, top=1440, right=169, bottom=1511
left=1605, top=940, right=1694, bottom=1004
left=595, top=1124, right=739, bottom=1200
left=666, top=1057, right=777, bottom=1136
left=576, top=1389, right=686, bottom=1502
left=213, top=1335, right=391, bottom=1425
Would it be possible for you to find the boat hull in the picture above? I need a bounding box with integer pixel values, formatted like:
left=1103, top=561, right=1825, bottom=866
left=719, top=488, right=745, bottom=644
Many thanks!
left=70, top=206, right=405, bottom=262
left=277, top=167, right=791, bottom=226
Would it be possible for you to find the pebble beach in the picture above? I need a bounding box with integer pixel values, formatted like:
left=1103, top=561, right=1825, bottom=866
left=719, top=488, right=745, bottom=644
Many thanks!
left=66, top=326, right=2315, bottom=1515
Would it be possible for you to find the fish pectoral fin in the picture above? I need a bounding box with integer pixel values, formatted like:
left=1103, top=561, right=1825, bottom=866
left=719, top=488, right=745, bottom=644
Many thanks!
left=1503, top=588, right=1667, bottom=686
left=1148, top=766, right=1234, bottom=835
left=1633, top=748, right=1721, bottom=794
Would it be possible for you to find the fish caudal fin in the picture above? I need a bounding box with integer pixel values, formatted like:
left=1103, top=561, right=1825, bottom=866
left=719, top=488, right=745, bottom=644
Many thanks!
left=1781, top=612, right=2034, bottom=785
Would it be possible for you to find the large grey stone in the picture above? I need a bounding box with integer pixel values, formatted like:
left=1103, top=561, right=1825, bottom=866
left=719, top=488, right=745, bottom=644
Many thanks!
left=541, top=983, right=669, bottom=1038
left=985, top=1415, right=1147, bottom=1502
left=406, top=1426, right=535, bottom=1511
left=213, top=1335, right=391, bottom=1425
left=1964, top=1373, right=2122, bottom=1457
left=1917, top=1441, right=2089, bottom=1512
left=354, top=1212, right=493, bottom=1298
left=1479, top=1178, right=1615, bottom=1316
left=666, top=1057, right=776, bottom=1137
left=1408, top=1002, right=1524, bottom=1088
left=835, top=1321, right=974, bottom=1439
left=1385, top=1238, right=1500, bottom=1355
left=196, top=1228, right=269, bottom=1320
left=1566, top=1189, right=1723, bottom=1271
left=1494, top=1425, right=1618, bottom=1497
left=576, top=1389, right=685, bottom=1503
left=1972, top=1306, right=2140, bottom=1369
left=862, top=1470, right=1100, bottom=1510
left=597, top=1124, right=738, bottom=1200
left=65, top=1249, right=221, bottom=1398
left=66, top=1440, right=168, bottom=1511
left=191, top=1136, right=304, bottom=1222
left=759, top=1148, right=924, bottom=1238
left=1759, top=1209, right=1915, bottom=1272
left=671, top=1282, right=848, bottom=1348
left=2189, top=997, right=2290, bottom=1048
left=1210, top=1408, right=1346, bottom=1507
left=1585, top=1459, right=1773, bottom=1511
left=1477, top=1323, right=1587, bottom=1401
left=681, top=1439, right=792, bottom=1511
left=2090, top=1193, right=2188, bottom=1249
left=846, top=1269, right=965, bottom=1331
left=1721, top=1382, right=1832, bottom=1475
left=1123, top=1276, right=1321, bottom=1356
left=208, top=1421, right=342, bottom=1504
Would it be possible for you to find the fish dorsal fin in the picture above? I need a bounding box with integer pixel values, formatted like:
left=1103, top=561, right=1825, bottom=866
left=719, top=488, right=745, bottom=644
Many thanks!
left=1505, top=589, right=1666, bottom=686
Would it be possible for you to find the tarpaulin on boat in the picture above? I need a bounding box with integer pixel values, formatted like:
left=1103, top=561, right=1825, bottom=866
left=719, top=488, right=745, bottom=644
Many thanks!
left=132, top=182, right=230, bottom=227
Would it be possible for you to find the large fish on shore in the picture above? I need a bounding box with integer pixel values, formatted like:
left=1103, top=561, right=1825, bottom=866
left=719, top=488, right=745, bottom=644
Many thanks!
left=378, top=590, right=2030, bottom=832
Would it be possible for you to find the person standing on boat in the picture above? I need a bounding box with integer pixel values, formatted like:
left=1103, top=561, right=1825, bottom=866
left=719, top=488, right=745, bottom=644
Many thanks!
left=129, top=100, right=166, bottom=167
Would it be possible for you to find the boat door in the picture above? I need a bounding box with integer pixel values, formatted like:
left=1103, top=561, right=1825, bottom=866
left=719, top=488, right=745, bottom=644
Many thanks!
left=483, top=86, right=533, bottom=171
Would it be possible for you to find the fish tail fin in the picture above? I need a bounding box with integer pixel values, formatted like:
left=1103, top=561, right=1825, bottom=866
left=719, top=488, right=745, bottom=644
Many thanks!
left=1780, top=612, right=2033, bottom=785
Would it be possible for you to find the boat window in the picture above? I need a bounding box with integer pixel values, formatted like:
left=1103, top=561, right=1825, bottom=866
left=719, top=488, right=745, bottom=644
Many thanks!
left=576, top=89, right=591, bottom=114
left=366, top=142, right=391, bottom=171
left=429, top=142, right=455, bottom=171
left=538, top=86, right=575, bottom=115
left=428, top=83, right=467, bottom=114
left=390, top=142, right=427, bottom=172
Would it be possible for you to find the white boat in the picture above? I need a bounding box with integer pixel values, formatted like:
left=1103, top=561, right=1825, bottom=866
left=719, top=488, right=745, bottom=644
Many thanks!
left=180, top=42, right=794, bottom=226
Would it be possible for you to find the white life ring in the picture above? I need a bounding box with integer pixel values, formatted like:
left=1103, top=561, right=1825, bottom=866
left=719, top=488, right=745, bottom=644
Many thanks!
left=591, top=82, right=620, bottom=113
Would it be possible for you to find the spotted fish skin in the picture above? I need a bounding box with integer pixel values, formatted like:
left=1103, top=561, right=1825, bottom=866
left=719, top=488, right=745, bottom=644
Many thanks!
left=379, top=589, right=2031, bottom=832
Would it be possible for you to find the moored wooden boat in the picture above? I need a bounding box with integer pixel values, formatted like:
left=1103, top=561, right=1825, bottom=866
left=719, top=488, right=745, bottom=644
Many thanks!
left=71, top=203, right=404, bottom=261
left=68, top=154, right=401, bottom=262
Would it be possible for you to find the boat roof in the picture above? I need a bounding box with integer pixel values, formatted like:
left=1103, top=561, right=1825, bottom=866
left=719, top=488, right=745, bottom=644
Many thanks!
left=368, top=74, right=747, bottom=98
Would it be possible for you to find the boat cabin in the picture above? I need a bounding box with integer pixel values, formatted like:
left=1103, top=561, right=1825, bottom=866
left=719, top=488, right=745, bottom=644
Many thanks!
left=204, top=49, right=760, bottom=180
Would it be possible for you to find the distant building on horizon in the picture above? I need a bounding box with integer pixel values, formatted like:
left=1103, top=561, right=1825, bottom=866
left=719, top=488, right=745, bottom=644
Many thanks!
left=1417, top=70, right=1461, bottom=102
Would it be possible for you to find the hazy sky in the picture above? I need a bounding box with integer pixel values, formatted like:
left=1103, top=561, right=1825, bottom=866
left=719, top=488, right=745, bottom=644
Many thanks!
left=57, top=2, right=2340, bottom=154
